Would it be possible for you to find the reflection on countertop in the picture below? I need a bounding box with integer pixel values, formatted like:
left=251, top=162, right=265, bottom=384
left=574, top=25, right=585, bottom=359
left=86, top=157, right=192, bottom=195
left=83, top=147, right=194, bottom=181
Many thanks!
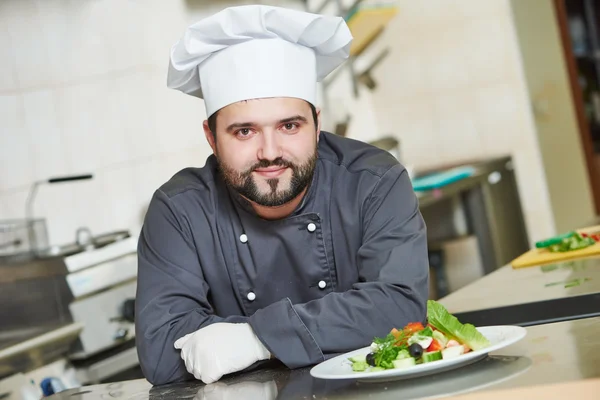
left=47, top=317, right=600, bottom=400
left=440, top=257, right=600, bottom=314
left=46, top=356, right=532, bottom=400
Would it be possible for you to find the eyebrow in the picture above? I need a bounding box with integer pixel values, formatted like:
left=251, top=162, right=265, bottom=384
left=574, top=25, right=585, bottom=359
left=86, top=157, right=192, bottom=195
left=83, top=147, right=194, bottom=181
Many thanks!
left=225, top=115, right=308, bottom=133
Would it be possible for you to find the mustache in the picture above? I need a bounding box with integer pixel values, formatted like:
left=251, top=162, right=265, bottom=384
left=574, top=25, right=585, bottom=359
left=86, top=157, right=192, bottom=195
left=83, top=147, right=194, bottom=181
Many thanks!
left=244, top=158, right=295, bottom=175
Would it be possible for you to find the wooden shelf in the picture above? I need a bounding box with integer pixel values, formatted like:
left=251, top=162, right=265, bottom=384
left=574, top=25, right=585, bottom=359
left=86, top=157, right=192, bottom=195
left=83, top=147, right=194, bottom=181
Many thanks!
left=345, top=3, right=398, bottom=56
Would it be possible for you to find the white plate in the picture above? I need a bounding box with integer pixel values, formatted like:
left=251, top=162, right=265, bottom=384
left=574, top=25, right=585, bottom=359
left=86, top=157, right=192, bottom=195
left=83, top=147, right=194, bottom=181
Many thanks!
left=310, top=325, right=527, bottom=382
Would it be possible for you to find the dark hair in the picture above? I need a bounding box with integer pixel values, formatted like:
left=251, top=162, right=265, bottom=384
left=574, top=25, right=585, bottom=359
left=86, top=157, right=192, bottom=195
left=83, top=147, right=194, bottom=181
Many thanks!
left=208, top=101, right=318, bottom=135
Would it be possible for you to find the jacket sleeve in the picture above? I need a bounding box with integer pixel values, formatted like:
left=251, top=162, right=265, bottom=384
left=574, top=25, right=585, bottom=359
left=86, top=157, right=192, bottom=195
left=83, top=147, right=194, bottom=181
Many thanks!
left=248, top=165, right=429, bottom=368
left=135, top=189, right=247, bottom=386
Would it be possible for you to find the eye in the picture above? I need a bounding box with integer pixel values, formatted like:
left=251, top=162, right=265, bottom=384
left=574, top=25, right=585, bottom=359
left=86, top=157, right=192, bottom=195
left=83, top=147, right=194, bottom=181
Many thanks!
left=235, top=128, right=254, bottom=139
left=282, top=123, right=299, bottom=132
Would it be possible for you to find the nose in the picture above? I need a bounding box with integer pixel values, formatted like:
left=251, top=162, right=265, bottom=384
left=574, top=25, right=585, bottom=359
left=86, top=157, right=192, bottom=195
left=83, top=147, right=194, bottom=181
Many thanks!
left=257, top=131, right=282, bottom=161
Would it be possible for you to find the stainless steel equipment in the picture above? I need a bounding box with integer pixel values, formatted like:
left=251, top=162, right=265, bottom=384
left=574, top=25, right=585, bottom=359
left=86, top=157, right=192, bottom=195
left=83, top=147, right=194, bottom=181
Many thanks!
left=0, top=231, right=139, bottom=382
left=0, top=218, right=49, bottom=257
left=0, top=174, right=93, bottom=258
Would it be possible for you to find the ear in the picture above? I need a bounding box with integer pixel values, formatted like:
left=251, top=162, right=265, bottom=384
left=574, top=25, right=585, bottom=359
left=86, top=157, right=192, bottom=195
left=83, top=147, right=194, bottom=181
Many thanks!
left=203, top=120, right=217, bottom=154
left=315, top=107, right=322, bottom=142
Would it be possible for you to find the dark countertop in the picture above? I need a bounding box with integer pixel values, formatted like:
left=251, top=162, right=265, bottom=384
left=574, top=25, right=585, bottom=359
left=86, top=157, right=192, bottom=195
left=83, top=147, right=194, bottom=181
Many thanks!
left=47, top=316, right=600, bottom=399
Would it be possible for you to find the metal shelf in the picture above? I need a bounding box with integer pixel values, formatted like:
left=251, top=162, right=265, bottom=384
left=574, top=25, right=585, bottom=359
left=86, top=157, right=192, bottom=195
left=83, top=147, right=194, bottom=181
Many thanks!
left=305, top=0, right=397, bottom=133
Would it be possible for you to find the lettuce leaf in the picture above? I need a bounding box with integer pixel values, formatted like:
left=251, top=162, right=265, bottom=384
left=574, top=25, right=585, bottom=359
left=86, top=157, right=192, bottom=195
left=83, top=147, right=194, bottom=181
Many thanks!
left=416, top=326, right=433, bottom=337
left=426, top=300, right=491, bottom=351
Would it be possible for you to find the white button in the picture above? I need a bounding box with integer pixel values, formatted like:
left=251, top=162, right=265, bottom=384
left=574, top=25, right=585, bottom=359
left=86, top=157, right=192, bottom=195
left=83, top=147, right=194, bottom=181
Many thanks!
left=307, top=223, right=316, bottom=232
left=240, top=234, right=248, bottom=243
left=318, top=280, right=326, bottom=289
left=247, top=292, right=256, bottom=301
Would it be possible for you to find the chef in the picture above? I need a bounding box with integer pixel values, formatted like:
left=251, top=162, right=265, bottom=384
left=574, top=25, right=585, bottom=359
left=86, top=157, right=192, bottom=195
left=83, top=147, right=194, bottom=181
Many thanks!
left=135, top=4, right=429, bottom=387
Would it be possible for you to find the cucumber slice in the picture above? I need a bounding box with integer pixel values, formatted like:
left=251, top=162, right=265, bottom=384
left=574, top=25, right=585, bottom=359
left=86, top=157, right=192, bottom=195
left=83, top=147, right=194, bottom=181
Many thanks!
left=422, top=351, right=442, bottom=363
left=432, top=330, right=448, bottom=347
left=352, top=361, right=369, bottom=372
left=395, top=349, right=411, bottom=360
left=442, top=345, right=465, bottom=360
left=349, top=354, right=366, bottom=363
left=392, top=357, right=416, bottom=369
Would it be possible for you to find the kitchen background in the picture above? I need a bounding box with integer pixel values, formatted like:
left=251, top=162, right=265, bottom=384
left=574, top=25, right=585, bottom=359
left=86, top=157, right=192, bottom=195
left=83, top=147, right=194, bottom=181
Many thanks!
left=0, top=0, right=595, bottom=253
left=3, top=0, right=600, bottom=396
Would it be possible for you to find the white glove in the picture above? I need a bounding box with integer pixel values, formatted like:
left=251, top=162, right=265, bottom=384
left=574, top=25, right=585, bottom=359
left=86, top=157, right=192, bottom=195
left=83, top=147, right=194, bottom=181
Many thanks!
left=174, top=323, right=271, bottom=384
left=193, top=380, right=278, bottom=400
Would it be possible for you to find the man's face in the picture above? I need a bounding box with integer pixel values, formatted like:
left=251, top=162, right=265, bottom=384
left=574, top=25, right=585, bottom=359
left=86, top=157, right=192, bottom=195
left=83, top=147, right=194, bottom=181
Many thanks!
left=205, top=97, right=320, bottom=207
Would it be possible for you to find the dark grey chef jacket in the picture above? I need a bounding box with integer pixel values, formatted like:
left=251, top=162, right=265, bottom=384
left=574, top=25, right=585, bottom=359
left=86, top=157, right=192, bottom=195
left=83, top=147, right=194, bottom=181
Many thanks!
left=135, top=131, right=429, bottom=386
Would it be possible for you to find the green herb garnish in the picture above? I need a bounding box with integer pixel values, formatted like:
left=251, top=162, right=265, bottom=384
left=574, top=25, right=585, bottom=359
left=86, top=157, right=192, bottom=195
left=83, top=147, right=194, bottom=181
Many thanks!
left=372, top=330, right=411, bottom=369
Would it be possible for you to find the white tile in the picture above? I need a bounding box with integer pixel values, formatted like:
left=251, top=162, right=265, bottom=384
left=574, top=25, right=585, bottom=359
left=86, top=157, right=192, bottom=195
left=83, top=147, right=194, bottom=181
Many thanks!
left=138, top=0, right=188, bottom=67
left=454, top=0, right=510, bottom=19
left=378, top=99, right=444, bottom=168
left=0, top=23, right=19, bottom=92
left=97, top=166, right=144, bottom=235
left=33, top=179, right=80, bottom=246
left=377, top=53, right=428, bottom=97
left=115, top=71, right=161, bottom=161
left=431, top=93, right=483, bottom=162
left=131, top=157, right=170, bottom=218
left=153, top=83, right=205, bottom=154
left=474, top=83, right=526, bottom=125
left=461, top=15, right=517, bottom=85
left=393, top=0, right=508, bottom=27
left=1, top=0, right=56, bottom=89
left=186, top=145, right=212, bottom=169
left=33, top=0, right=78, bottom=85
left=415, top=0, right=462, bottom=25
left=473, top=83, right=529, bottom=154
left=55, top=1, right=113, bottom=81
left=54, top=83, right=101, bottom=173
left=374, top=23, right=429, bottom=97
left=161, top=148, right=202, bottom=179
left=0, top=189, right=28, bottom=220
left=421, top=27, right=471, bottom=91
left=22, top=89, right=71, bottom=181
left=391, top=0, right=449, bottom=28
left=66, top=176, right=109, bottom=240
left=0, top=95, right=34, bottom=190
left=55, top=80, right=129, bottom=173
left=98, top=79, right=138, bottom=168
left=95, top=0, right=146, bottom=72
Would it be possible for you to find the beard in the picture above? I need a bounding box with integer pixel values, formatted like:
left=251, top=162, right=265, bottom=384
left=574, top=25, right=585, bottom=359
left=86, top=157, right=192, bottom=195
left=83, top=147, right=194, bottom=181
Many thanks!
left=217, top=148, right=317, bottom=207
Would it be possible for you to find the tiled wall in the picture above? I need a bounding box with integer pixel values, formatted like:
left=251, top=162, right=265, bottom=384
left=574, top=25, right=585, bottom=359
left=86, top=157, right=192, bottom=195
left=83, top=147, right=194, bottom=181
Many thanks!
left=0, top=0, right=557, bottom=249
left=367, top=0, right=556, bottom=242
left=0, top=0, right=304, bottom=246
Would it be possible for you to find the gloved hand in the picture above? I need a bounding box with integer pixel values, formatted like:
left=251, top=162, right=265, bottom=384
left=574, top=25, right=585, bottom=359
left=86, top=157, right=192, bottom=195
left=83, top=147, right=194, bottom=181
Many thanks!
left=174, top=323, right=271, bottom=384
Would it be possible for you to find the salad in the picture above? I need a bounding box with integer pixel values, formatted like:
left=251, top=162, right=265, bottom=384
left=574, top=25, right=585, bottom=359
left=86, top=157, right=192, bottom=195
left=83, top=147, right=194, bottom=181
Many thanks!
left=535, top=230, right=597, bottom=253
left=349, top=300, right=491, bottom=372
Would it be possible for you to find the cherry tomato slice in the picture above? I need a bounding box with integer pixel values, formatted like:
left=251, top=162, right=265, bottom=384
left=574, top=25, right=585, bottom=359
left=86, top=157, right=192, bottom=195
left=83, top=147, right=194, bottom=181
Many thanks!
left=427, top=338, right=443, bottom=352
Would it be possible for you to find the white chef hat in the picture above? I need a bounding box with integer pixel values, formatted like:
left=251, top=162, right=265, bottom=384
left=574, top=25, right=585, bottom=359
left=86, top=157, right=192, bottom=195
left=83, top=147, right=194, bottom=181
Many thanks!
left=166, top=5, right=353, bottom=117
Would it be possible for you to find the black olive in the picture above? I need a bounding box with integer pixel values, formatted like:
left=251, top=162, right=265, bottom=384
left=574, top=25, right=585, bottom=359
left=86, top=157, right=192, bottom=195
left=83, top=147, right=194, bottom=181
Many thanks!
left=366, top=352, right=376, bottom=366
left=409, top=343, right=423, bottom=358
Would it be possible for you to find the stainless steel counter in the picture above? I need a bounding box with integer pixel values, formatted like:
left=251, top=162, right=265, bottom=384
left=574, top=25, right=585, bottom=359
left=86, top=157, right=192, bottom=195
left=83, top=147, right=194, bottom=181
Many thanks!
left=441, top=256, right=600, bottom=313
left=45, top=316, right=600, bottom=399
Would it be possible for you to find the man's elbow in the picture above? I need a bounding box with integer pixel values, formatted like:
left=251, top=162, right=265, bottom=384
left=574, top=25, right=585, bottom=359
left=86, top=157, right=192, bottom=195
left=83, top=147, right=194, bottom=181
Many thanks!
left=136, top=338, right=190, bottom=387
